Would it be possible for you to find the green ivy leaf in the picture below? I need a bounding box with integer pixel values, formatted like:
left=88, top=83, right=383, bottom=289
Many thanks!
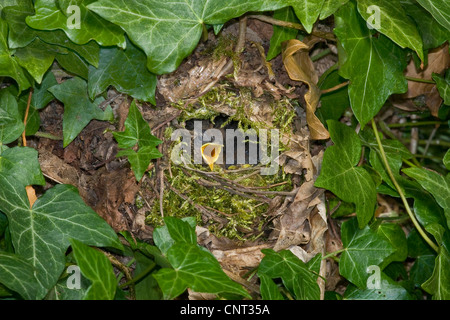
left=357, top=0, right=424, bottom=61
left=416, top=0, right=450, bottom=33
left=26, top=0, right=125, bottom=48
left=377, top=223, right=408, bottom=269
left=2, top=1, right=100, bottom=68
left=88, top=37, right=157, bottom=104
left=315, top=120, right=377, bottom=228
left=88, top=0, right=325, bottom=74
left=48, top=77, right=114, bottom=147
left=258, top=249, right=321, bottom=300
left=0, top=90, right=25, bottom=146
left=116, top=146, right=163, bottom=182
left=320, top=0, right=349, bottom=19
left=0, top=19, right=31, bottom=92
left=444, top=150, right=450, bottom=171
left=289, top=0, right=326, bottom=34
left=55, top=50, right=90, bottom=79
left=0, top=147, right=45, bottom=187
left=344, top=272, right=414, bottom=300
left=334, top=1, right=408, bottom=127
left=152, top=217, right=249, bottom=299
left=113, top=101, right=161, bottom=149
left=421, top=224, right=450, bottom=299
left=153, top=217, right=197, bottom=255
left=13, top=38, right=61, bottom=83
left=70, top=239, right=117, bottom=300
left=432, top=71, right=450, bottom=105
left=113, top=100, right=162, bottom=180
left=317, top=69, right=350, bottom=124
left=154, top=242, right=250, bottom=299
left=267, top=7, right=299, bottom=61
left=0, top=173, right=122, bottom=299
left=339, top=218, right=395, bottom=288
left=403, top=167, right=450, bottom=229
left=0, top=252, right=40, bottom=300
left=259, top=273, right=284, bottom=300
left=402, top=0, right=449, bottom=50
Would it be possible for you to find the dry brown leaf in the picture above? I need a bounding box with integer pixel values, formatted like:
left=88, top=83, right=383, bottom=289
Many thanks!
left=26, top=186, right=37, bottom=208
left=403, top=43, right=450, bottom=117
left=282, top=39, right=329, bottom=140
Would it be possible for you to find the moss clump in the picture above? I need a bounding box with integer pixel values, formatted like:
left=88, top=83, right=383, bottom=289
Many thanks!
left=145, top=165, right=292, bottom=240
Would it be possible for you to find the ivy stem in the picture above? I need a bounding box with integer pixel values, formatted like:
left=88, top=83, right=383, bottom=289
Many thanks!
left=320, top=81, right=349, bottom=94
left=388, top=121, right=446, bottom=128
left=311, top=48, right=332, bottom=62
left=371, top=119, right=439, bottom=253
left=405, top=76, right=435, bottom=84
left=119, top=261, right=156, bottom=290
left=322, top=248, right=345, bottom=260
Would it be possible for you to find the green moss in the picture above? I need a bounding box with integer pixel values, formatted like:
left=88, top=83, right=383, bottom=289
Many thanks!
left=149, top=78, right=297, bottom=241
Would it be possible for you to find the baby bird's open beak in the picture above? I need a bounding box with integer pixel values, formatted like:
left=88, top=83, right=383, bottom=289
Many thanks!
left=201, top=143, right=223, bottom=171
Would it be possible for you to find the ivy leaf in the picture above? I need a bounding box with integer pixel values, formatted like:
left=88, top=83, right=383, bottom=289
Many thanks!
left=421, top=224, right=450, bottom=299
left=334, top=1, right=408, bottom=127
left=113, top=101, right=161, bottom=149
left=88, top=0, right=325, bottom=74
left=70, top=239, right=117, bottom=300
left=0, top=173, right=123, bottom=300
left=432, top=71, right=450, bottom=105
left=258, top=249, right=321, bottom=300
left=357, top=0, right=424, bottom=61
left=26, top=0, right=125, bottom=48
left=259, top=273, right=284, bottom=300
left=339, top=218, right=395, bottom=288
left=0, top=90, right=25, bottom=146
left=317, top=69, right=350, bottom=123
left=289, top=0, right=326, bottom=34
left=48, top=77, right=114, bottom=147
left=416, top=0, right=450, bottom=33
left=113, top=100, right=162, bottom=180
left=320, top=0, right=349, bottom=19
left=0, top=147, right=45, bottom=187
left=88, top=37, right=157, bottom=104
left=116, top=146, right=162, bottom=182
left=377, top=223, right=408, bottom=269
left=154, top=242, right=250, bottom=299
left=0, top=19, right=31, bottom=92
left=403, top=167, right=450, bottom=229
left=13, top=38, right=61, bottom=83
left=315, top=120, right=377, bottom=228
left=55, top=50, right=90, bottom=79
left=153, top=217, right=198, bottom=255
left=0, top=252, right=40, bottom=300
left=2, top=1, right=100, bottom=68
left=402, top=0, right=449, bottom=50
left=444, top=150, right=450, bottom=171
left=267, top=7, right=299, bottom=61
left=344, top=272, right=414, bottom=300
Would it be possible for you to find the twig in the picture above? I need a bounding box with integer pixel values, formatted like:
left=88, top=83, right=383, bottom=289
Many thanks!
left=246, top=14, right=336, bottom=41
left=405, top=76, right=435, bottom=84
left=151, top=110, right=182, bottom=134
left=320, top=81, right=349, bottom=94
left=97, top=248, right=136, bottom=300
left=371, top=119, right=438, bottom=253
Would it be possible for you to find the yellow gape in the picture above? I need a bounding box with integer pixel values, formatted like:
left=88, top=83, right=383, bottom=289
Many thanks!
left=201, top=143, right=223, bottom=171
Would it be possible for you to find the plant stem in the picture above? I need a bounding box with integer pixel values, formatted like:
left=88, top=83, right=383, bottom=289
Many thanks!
left=371, top=119, right=439, bottom=253
left=119, top=261, right=156, bottom=289
left=320, top=81, right=349, bottom=94
left=388, top=121, right=447, bottom=128
left=34, top=131, right=63, bottom=140
left=322, top=249, right=345, bottom=260
left=403, top=138, right=450, bottom=148
left=405, top=76, right=435, bottom=84
left=246, top=14, right=336, bottom=41
left=311, top=48, right=332, bottom=62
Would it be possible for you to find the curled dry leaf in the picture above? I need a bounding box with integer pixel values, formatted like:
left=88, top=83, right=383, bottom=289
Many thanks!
left=402, top=43, right=450, bottom=117
left=282, top=39, right=330, bottom=140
